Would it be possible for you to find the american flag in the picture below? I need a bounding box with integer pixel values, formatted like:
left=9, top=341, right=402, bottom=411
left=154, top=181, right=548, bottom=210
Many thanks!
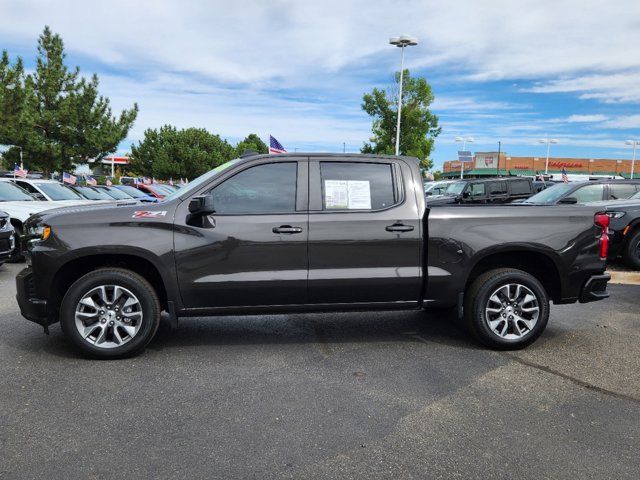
left=85, top=175, right=97, bottom=186
left=143, top=177, right=152, bottom=185
left=169, top=178, right=174, bottom=186
left=62, top=172, right=77, bottom=185
left=561, top=167, right=569, bottom=184
left=13, top=164, right=28, bottom=178
left=106, top=179, right=113, bottom=186
left=269, top=135, right=287, bottom=154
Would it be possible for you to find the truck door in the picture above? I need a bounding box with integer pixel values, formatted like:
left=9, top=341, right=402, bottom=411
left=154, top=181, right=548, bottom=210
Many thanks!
left=488, top=180, right=509, bottom=203
left=307, top=158, right=422, bottom=305
left=173, top=159, right=309, bottom=308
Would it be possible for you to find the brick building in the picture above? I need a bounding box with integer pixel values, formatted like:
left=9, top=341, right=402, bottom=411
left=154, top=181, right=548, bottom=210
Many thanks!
left=442, top=152, right=637, bottom=179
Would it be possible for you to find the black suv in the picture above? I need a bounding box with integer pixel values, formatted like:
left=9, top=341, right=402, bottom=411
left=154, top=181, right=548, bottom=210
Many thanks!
left=520, top=180, right=640, bottom=205
left=427, top=177, right=534, bottom=205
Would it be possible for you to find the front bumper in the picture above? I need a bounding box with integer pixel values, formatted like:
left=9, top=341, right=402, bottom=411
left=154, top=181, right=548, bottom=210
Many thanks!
left=579, top=273, right=611, bottom=303
left=0, top=230, right=15, bottom=261
left=16, top=267, right=48, bottom=326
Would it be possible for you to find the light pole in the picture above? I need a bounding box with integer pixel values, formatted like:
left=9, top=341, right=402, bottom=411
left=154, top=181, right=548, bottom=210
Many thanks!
left=455, top=136, right=474, bottom=179
left=389, top=35, right=418, bottom=156
left=539, top=137, right=559, bottom=174
left=625, top=140, right=639, bottom=179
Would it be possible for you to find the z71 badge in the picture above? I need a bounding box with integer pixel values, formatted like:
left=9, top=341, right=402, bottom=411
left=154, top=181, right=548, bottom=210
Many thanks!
left=132, top=210, right=167, bottom=218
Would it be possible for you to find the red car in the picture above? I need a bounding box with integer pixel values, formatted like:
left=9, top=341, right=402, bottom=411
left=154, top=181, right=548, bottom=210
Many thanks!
left=135, top=184, right=175, bottom=199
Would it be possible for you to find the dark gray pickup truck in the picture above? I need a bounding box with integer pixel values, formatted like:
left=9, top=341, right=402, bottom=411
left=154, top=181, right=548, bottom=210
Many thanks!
left=17, top=153, right=611, bottom=358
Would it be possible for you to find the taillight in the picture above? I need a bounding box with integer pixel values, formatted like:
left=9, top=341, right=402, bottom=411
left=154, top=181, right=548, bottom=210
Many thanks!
left=595, top=213, right=610, bottom=260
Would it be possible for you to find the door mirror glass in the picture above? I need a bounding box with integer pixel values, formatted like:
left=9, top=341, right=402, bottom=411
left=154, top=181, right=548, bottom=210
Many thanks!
left=558, top=196, right=578, bottom=204
left=189, top=194, right=215, bottom=215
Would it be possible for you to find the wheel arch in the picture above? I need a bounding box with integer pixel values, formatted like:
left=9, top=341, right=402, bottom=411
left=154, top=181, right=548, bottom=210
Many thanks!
left=465, top=248, right=562, bottom=303
left=50, top=253, right=170, bottom=320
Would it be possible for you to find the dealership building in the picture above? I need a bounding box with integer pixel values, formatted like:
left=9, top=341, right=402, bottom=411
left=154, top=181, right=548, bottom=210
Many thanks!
left=441, top=152, right=637, bottom=179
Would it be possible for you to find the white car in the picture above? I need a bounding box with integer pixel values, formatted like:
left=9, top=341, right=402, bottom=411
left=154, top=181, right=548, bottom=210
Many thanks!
left=3, top=178, right=98, bottom=204
left=0, top=180, right=89, bottom=261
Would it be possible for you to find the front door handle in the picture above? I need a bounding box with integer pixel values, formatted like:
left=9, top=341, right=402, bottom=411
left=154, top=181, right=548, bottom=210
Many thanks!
left=385, top=223, right=414, bottom=232
left=273, top=225, right=303, bottom=234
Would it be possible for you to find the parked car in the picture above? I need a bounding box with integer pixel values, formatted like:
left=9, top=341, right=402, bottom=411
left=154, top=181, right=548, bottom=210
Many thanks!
left=0, top=211, right=15, bottom=265
left=427, top=177, right=535, bottom=205
left=113, top=185, right=160, bottom=203
left=93, top=185, right=138, bottom=201
left=9, top=178, right=94, bottom=204
left=582, top=198, right=640, bottom=269
left=424, top=180, right=456, bottom=196
left=520, top=180, right=640, bottom=205
left=17, top=153, right=611, bottom=359
left=68, top=185, right=118, bottom=201
left=0, top=180, right=92, bottom=261
left=135, top=183, right=174, bottom=199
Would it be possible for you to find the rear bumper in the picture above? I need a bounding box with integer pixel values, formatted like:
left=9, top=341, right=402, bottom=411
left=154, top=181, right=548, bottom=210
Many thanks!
left=579, top=273, right=611, bottom=303
left=16, top=267, right=48, bottom=326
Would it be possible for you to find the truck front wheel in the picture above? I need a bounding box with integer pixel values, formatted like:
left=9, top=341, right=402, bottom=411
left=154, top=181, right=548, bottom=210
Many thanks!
left=622, top=229, right=640, bottom=270
left=60, top=268, right=161, bottom=359
left=464, top=268, right=550, bottom=349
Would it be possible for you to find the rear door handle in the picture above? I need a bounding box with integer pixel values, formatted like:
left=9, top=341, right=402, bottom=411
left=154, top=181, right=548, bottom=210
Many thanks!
left=385, top=223, right=414, bottom=232
left=273, top=225, right=303, bottom=234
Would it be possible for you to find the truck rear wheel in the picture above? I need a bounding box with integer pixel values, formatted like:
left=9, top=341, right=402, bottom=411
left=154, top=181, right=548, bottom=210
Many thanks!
left=464, top=268, right=549, bottom=349
left=60, top=268, right=161, bottom=359
left=622, top=229, right=640, bottom=270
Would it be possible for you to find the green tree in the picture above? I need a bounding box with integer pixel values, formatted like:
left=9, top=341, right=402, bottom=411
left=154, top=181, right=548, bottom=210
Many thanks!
left=129, top=125, right=234, bottom=180
left=234, top=133, right=268, bottom=156
left=0, top=51, right=30, bottom=168
left=0, top=26, right=138, bottom=174
left=361, top=69, right=440, bottom=170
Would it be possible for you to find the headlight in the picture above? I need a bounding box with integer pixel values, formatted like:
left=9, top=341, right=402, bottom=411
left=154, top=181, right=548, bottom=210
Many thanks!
left=26, top=224, right=52, bottom=242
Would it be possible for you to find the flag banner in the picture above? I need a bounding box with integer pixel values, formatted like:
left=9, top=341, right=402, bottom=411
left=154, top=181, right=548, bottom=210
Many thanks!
left=106, top=179, right=113, bottom=186
left=269, top=135, right=287, bottom=154
left=143, top=177, right=151, bottom=185
left=561, top=167, right=569, bottom=184
left=86, top=175, right=97, bottom=186
left=62, top=172, right=77, bottom=185
left=13, top=164, right=28, bottom=178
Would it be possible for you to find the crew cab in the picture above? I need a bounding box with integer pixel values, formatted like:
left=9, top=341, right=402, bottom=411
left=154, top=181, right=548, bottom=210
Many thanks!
left=17, top=154, right=611, bottom=358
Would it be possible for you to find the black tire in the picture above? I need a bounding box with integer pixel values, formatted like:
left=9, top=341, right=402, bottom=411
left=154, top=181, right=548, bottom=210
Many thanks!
left=60, top=268, right=161, bottom=359
left=464, top=268, right=550, bottom=350
left=6, top=223, right=24, bottom=263
left=622, top=229, right=640, bottom=270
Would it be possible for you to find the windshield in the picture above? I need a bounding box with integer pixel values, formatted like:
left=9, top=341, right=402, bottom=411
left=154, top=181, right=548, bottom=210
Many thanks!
left=35, top=182, right=84, bottom=200
left=522, top=183, right=576, bottom=204
left=0, top=182, right=34, bottom=201
left=162, top=159, right=243, bottom=202
left=444, top=181, right=467, bottom=196
left=102, top=186, right=132, bottom=200
left=74, top=186, right=113, bottom=200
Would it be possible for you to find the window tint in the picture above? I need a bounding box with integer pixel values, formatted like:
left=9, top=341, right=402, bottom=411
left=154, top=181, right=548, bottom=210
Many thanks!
left=320, top=162, right=396, bottom=210
left=470, top=183, right=486, bottom=196
left=211, top=162, right=297, bottom=214
left=609, top=183, right=637, bottom=200
left=572, top=184, right=604, bottom=203
left=489, top=181, right=507, bottom=195
left=510, top=179, right=531, bottom=195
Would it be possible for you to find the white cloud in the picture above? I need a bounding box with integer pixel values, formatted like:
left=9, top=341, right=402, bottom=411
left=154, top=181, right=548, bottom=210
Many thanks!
left=566, top=114, right=608, bottom=123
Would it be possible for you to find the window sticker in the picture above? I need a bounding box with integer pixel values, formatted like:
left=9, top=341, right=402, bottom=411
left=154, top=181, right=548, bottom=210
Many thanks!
left=324, top=180, right=371, bottom=210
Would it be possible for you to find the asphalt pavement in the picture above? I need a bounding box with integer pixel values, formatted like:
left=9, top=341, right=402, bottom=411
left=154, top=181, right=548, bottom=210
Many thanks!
left=0, top=262, right=638, bottom=479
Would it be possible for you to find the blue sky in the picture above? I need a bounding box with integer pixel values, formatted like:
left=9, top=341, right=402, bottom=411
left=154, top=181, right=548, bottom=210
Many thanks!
left=2, top=0, right=639, bottom=170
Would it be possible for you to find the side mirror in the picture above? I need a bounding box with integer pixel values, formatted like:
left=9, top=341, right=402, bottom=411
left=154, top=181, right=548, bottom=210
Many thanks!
left=462, top=191, right=471, bottom=199
left=188, top=194, right=215, bottom=215
left=558, top=196, right=578, bottom=204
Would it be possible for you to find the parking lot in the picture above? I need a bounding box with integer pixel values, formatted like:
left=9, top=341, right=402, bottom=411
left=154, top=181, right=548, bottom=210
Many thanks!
left=0, top=262, right=638, bottom=479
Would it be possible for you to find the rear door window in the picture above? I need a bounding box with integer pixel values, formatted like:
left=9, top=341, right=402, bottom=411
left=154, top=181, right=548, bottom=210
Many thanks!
left=572, top=184, right=605, bottom=203
left=489, top=181, right=507, bottom=195
left=608, top=183, right=637, bottom=200
left=510, top=179, right=531, bottom=195
left=320, top=162, right=397, bottom=210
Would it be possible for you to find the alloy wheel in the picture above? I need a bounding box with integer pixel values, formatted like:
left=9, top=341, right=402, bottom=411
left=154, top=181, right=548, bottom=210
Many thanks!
left=485, top=283, right=540, bottom=340
left=74, top=285, right=143, bottom=349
